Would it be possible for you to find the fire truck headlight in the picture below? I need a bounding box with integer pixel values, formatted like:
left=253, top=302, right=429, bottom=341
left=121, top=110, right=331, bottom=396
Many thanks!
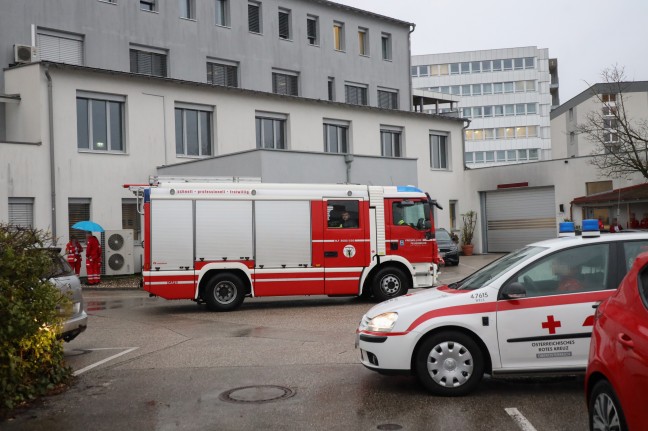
left=367, top=312, right=398, bottom=332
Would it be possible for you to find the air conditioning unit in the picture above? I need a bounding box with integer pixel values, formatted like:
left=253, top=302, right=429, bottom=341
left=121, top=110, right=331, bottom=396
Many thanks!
left=14, top=44, right=37, bottom=64
left=101, top=229, right=134, bottom=276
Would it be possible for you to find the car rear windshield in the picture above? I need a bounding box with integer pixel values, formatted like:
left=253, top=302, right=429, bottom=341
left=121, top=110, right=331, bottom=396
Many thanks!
left=451, top=246, right=546, bottom=291
left=436, top=229, right=452, bottom=241
left=45, top=253, right=75, bottom=278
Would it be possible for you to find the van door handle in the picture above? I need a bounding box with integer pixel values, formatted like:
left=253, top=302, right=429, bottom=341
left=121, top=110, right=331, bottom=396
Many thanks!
left=390, top=241, right=398, bottom=250
left=324, top=251, right=338, bottom=257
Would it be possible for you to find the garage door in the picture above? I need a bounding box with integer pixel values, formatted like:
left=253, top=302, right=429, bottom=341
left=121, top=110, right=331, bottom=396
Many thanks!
left=484, top=187, right=556, bottom=252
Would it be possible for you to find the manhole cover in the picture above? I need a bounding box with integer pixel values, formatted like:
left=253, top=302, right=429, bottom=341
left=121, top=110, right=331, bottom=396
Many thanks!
left=219, top=385, right=295, bottom=404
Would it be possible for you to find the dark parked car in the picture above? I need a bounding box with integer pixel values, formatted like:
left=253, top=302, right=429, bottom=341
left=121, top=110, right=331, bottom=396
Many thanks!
left=435, top=228, right=459, bottom=266
left=586, top=251, right=648, bottom=430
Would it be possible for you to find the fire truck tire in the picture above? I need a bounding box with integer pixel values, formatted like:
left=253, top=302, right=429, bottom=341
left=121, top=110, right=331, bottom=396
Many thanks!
left=414, top=331, right=484, bottom=396
left=204, top=273, right=245, bottom=312
left=372, top=267, right=408, bottom=302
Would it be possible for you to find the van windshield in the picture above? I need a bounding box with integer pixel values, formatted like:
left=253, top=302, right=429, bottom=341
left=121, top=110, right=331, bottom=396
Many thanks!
left=449, top=246, right=546, bottom=291
left=393, top=200, right=431, bottom=231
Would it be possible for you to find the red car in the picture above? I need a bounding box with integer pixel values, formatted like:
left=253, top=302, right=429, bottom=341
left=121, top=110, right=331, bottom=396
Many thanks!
left=586, top=252, right=648, bottom=430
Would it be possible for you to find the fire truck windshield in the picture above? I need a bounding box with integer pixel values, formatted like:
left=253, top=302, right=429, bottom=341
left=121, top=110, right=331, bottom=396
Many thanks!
left=393, top=200, right=431, bottom=231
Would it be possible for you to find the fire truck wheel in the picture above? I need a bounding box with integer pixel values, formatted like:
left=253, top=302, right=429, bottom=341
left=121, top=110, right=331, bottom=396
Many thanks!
left=414, top=331, right=484, bottom=396
left=372, top=267, right=408, bottom=302
left=204, top=273, right=245, bottom=312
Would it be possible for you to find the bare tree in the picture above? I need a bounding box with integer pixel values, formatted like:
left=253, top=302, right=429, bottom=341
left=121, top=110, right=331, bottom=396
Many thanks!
left=577, top=66, right=648, bottom=179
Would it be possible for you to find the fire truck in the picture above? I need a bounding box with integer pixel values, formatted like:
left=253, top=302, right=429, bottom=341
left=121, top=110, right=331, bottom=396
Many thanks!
left=128, top=177, right=443, bottom=311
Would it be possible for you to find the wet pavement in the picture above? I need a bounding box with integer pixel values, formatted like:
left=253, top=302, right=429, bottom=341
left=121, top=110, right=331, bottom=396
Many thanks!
left=4, top=254, right=588, bottom=430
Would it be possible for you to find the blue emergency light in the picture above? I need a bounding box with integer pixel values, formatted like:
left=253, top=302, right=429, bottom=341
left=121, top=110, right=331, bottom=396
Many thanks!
left=558, top=222, right=575, bottom=237
left=582, top=219, right=601, bottom=238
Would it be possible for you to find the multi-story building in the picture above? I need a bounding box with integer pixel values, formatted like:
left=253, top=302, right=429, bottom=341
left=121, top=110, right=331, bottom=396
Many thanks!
left=551, top=81, right=648, bottom=159
left=0, top=0, right=469, bottom=274
left=411, top=47, right=559, bottom=167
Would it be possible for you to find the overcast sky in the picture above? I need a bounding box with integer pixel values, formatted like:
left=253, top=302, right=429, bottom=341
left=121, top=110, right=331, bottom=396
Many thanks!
left=334, top=0, right=648, bottom=103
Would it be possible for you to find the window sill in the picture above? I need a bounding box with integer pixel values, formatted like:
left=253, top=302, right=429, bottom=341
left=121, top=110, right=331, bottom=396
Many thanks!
left=180, top=17, right=197, bottom=22
left=249, top=31, right=263, bottom=36
left=382, top=58, right=392, bottom=62
left=307, top=42, right=320, bottom=47
left=98, top=0, right=117, bottom=5
left=140, top=9, right=159, bottom=14
left=78, top=149, right=128, bottom=155
left=360, top=54, right=370, bottom=58
left=279, top=37, right=293, bottom=42
left=334, top=49, right=346, bottom=53
left=215, top=24, right=231, bottom=29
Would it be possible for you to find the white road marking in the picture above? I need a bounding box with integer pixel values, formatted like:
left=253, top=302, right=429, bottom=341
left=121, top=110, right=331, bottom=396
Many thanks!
left=505, top=408, right=538, bottom=431
left=73, top=347, right=139, bottom=376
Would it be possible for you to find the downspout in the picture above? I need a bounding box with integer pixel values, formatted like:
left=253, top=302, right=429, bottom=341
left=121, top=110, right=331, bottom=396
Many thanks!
left=408, top=24, right=416, bottom=111
left=344, top=153, right=354, bottom=183
left=45, top=65, right=57, bottom=243
left=462, top=119, right=471, bottom=170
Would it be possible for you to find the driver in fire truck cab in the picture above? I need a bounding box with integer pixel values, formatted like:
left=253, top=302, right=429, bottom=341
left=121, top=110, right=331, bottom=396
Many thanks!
left=328, top=205, right=358, bottom=228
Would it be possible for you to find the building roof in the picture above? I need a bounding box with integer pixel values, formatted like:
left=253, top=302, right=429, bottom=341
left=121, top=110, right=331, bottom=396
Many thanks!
left=572, top=183, right=648, bottom=206
left=309, top=0, right=414, bottom=27
left=15, top=61, right=466, bottom=124
left=551, top=81, right=648, bottom=119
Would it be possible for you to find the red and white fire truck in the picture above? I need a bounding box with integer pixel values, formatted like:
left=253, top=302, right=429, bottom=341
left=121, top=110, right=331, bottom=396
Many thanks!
left=128, top=177, right=443, bottom=311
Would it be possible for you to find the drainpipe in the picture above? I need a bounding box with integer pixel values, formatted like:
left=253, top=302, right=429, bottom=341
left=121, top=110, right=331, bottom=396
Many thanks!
left=45, top=65, right=57, bottom=243
left=344, top=153, right=354, bottom=183
left=462, top=118, right=472, bottom=170
left=408, top=24, right=416, bottom=111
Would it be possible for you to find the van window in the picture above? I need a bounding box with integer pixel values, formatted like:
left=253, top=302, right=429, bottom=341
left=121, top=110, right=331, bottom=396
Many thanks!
left=327, top=200, right=359, bottom=228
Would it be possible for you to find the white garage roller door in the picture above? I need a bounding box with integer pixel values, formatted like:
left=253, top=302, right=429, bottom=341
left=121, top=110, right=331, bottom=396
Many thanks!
left=485, top=187, right=556, bottom=252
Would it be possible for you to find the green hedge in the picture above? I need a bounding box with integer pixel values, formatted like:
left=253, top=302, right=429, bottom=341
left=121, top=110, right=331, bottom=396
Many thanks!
left=0, top=225, right=72, bottom=413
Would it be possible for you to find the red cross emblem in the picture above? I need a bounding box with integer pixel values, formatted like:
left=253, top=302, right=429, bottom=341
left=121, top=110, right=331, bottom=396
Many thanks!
left=542, top=315, right=561, bottom=334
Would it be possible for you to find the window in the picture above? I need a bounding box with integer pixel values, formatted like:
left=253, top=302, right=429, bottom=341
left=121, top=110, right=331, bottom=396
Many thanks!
left=517, top=149, right=528, bottom=160
left=377, top=89, right=398, bottom=109
left=524, top=57, right=535, bottom=69
left=450, top=63, right=460, bottom=74
left=345, top=84, right=367, bottom=105
left=494, top=106, right=504, bottom=117
left=327, top=201, right=359, bottom=229
left=278, top=8, right=291, bottom=40
left=248, top=2, right=261, bottom=33
left=129, top=48, right=167, bottom=77
left=68, top=199, right=91, bottom=242
left=496, top=151, right=506, bottom=162
left=207, top=61, right=238, bottom=87
left=449, top=200, right=457, bottom=230
left=460, top=62, right=470, bottom=74
left=482, top=83, right=492, bottom=94
left=438, top=64, right=449, bottom=75
left=473, top=107, right=482, bottom=117
left=461, top=85, right=471, bottom=96
left=527, top=103, right=537, bottom=115
left=602, top=94, right=617, bottom=103
left=494, top=83, right=503, bottom=93
left=8, top=198, right=34, bottom=228
left=503, top=58, right=513, bottom=70
left=505, top=104, right=515, bottom=116
left=323, top=122, right=349, bottom=153
left=507, top=150, right=516, bottom=160
left=122, top=199, right=141, bottom=240
left=481, top=60, right=491, bottom=72
left=358, top=28, right=369, bottom=56
left=525, top=80, right=536, bottom=91
left=504, top=82, right=514, bottom=93
left=215, top=0, right=229, bottom=26
left=485, top=151, right=494, bottom=162
left=464, top=152, right=474, bottom=163
left=475, top=152, right=484, bottom=163
left=381, top=128, right=402, bottom=157
left=140, top=0, right=156, bottom=11
left=471, top=61, right=481, bottom=73
left=514, top=58, right=524, bottom=69
left=515, top=81, right=525, bottom=92
left=328, top=77, right=335, bottom=101
left=586, top=180, right=613, bottom=196
left=334, top=22, right=345, bottom=51
left=515, top=104, right=526, bottom=115
left=529, top=149, right=539, bottom=160
left=256, top=114, right=286, bottom=149
left=175, top=106, right=212, bottom=156
left=418, top=65, right=429, bottom=77
left=472, top=84, right=481, bottom=95
left=307, top=15, right=318, bottom=45
left=381, top=33, right=391, bottom=60
left=272, top=71, right=298, bottom=96
left=180, top=0, right=195, bottom=19
left=430, top=133, right=449, bottom=170
left=492, top=60, right=502, bottom=72
left=506, top=244, right=610, bottom=297
left=483, top=106, right=493, bottom=117
left=462, top=108, right=471, bottom=118
left=37, top=29, right=84, bottom=65
left=77, top=93, right=125, bottom=152
left=623, top=241, right=648, bottom=272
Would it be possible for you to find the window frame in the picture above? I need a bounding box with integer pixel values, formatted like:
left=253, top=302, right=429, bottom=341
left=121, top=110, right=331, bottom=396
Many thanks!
left=278, top=7, right=291, bottom=40
left=175, top=104, right=214, bottom=157
left=306, top=15, right=319, bottom=46
left=76, top=92, right=126, bottom=153
left=380, top=127, right=403, bottom=158
left=8, top=197, right=34, bottom=228
left=129, top=47, right=168, bottom=77
left=333, top=21, right=345, bottom=52
left=215, top=0, right=230, bottom=26
left=68, top=198, right=91, bottom=243
left=358, top=27, right=369, bottom=56
left=248, top=1, right=262, bottom=34
left=256, top=113, right=287, bottom=150
left=323, top=120, right=350, bottom=154
left=377, top=89, right=398, bottom=110
left=140, top=0, right=156, bottom=11
left=430, top=132, right=449, bottom=170
left=381, top=32, right=392, bottom=61
left=206, top=59, right=239, bottom=87
left=272, top=70, right=299, bottom=96
left=179, top=0, right=196, bottom=20
left=344, top=83, right=368, bottom=106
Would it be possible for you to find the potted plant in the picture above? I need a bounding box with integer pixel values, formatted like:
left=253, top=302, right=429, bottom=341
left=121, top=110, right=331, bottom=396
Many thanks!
left=460, top=210, right=477, bottom=256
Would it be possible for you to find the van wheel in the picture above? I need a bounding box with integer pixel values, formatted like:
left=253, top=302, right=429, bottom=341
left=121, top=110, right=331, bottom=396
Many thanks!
left=414, top=331, right=484, bottom=396
left=204, top=273, right=245, bottom=312
left=372, top=267, right=408, bottom=302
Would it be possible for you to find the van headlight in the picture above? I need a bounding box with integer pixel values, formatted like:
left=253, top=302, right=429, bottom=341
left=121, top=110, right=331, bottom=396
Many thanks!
left=367, top=312, right=398, bottom=332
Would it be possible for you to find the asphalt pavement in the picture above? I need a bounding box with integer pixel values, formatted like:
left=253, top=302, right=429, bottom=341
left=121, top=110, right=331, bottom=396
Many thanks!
left=3, top=254, right=588, bottom=431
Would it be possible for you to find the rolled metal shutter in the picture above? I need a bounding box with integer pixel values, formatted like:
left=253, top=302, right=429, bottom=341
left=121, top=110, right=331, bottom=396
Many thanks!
left=485, top=187, right=556, bottom=252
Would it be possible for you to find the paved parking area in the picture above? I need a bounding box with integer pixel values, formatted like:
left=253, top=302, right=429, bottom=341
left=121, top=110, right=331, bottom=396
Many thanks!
left=4, top=254, right=587, bottom=431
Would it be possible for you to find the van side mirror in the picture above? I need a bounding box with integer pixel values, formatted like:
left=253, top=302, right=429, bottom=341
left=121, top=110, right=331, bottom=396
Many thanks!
left=500, top=282, right=526, bottom=300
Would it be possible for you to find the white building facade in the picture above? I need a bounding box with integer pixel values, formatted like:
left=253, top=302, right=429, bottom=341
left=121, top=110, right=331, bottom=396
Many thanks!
left=411, top=47, right=559, bottom=167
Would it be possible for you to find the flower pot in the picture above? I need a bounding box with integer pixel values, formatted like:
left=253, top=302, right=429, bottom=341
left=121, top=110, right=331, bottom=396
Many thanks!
left=461, top=244, right=474, bottom=256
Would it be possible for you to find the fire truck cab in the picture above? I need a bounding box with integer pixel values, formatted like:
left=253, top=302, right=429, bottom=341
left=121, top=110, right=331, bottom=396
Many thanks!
left=129, top=177, right=442, bottom=311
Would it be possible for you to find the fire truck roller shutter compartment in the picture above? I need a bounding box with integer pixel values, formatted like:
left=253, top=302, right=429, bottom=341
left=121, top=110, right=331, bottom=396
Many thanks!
left=151, top=200, right=194, bottom=270
left=196, top=200, right=253, bottom=262
left=255, top=200, right=311, bottom=268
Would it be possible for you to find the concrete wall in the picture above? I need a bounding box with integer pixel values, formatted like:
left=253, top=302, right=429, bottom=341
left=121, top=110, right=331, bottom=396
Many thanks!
left=0, top=63, right=464, bottom=251
left=0, top=0, right=412, bottom=112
